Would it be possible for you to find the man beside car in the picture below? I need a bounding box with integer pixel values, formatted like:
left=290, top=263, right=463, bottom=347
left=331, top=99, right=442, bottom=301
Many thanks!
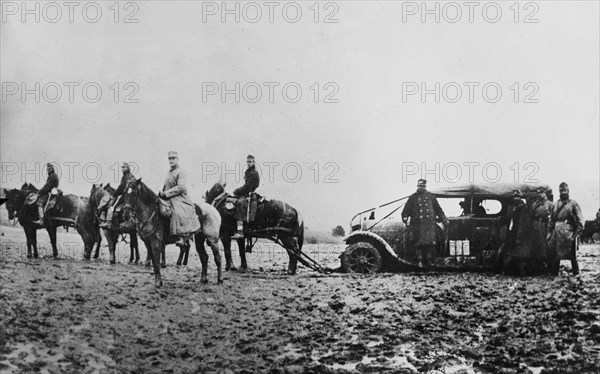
left=547, top=182, right=583, bottom=276
left=401, top=179, right=449, bottom=268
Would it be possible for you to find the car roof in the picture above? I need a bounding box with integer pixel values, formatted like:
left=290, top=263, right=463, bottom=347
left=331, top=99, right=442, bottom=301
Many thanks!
left=430, top=183, right=552, bottom=198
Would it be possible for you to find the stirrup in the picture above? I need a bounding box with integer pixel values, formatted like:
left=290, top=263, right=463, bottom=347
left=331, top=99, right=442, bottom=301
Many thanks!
left=231, top=232, right=244, bottom=240
left=99, top=222, right=113, bottom=229
left=175, top=238, right=187, bottom=247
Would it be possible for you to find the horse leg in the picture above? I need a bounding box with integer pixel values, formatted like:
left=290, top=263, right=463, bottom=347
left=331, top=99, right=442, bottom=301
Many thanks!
left=144, top=239, right=152, bottom=267
left=176, top=245, right=183, bottom=266
left=131, top=234, right=140, bottom=264
left=24, top=227, right=33, bottom=258
left=150, top=239, right=163, bottom=288
left=128, top=233, right=134, bottom=263
left=281, top=236, right=299, bottom=275
left=94, top=228, right=102, bottom=259
left=183, top=244, right=190, bottom=266
left=222, top=236, right=234, bottom=271
left=207, top=238, right=223, bottom=284
left=47, top=226, right=58, bottom=258
left=161, top=244, right=166, bottom=268
left=237, top=238, right=247, bottom=271
left=195, top=237, right=209, bottom=284
left=108, top=231, right=117, bottom=264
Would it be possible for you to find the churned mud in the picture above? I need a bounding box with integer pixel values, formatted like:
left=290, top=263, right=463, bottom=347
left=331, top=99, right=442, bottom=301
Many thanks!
left=1, top=226, right=599, bottom=373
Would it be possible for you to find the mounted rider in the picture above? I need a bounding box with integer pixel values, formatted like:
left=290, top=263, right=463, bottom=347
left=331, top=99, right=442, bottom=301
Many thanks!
left=33, top=163, right=60, bottom=227
left=232, top=155, right=260, bottom=239
left=158, top=151, right=201, bottom=247
left=99, top=162, right=136, bottom=230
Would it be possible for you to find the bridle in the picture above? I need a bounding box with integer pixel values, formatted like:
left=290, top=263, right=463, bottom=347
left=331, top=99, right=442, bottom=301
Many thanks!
left=122, top=191, right=160, bottom=238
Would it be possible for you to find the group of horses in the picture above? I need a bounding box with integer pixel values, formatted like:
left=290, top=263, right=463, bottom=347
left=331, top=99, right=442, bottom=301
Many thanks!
left=1, top=179, right=305, bottom=288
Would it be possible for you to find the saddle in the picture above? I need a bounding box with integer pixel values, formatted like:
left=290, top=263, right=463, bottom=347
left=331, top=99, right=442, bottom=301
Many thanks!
left=45, top=189, right=63, bottom=214
left=232, top=193, right=260, bottom=222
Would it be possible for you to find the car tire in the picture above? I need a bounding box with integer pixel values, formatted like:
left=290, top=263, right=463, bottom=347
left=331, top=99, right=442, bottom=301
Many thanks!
left=341, top=242, right=383, bottom=274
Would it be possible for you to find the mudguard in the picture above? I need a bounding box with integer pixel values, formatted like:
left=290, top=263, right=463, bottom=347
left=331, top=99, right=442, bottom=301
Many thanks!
left=344, top=231, right=416, bottom=268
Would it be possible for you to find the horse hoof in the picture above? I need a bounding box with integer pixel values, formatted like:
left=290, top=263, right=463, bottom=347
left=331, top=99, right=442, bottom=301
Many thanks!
left=201, top=278, right=209, bottom=284
left=176, top=262, right=181, bottom=266
left=155, top=281, right=163, bottom=288
left=145, top=262, right=151, bottom=267
left=287, top=270, right=297, bottom=275
left=27, top=254, right=32, bottom=259
left=110, top=260, right=116, bottom=265
left=218, top=279, right=223, bottom=285
left=161, top=264, right=167, bottom=269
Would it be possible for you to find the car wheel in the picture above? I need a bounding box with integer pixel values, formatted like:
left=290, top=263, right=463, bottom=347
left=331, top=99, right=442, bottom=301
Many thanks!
left=341, top=242, right=383, bottom=274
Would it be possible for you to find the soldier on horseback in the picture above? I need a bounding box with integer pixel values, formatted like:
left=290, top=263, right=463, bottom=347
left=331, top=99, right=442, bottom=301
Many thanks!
left=232, top=154, right=260, bottom=239
left=99, top=162, right=136, bottom=230
left=158, top=151, right=201, bottom=247
left=33, top=163, right=59, bottom=227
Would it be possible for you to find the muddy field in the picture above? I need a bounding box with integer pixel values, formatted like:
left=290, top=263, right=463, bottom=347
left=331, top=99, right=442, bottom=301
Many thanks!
left=1, top=225, right=599, bottom=374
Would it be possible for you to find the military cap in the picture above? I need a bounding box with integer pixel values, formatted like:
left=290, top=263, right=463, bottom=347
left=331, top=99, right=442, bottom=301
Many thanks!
left=121, top=162, right=130, bottom=168
left=247, top=154, right=255, bottom=160
left=559, top=182, right=569, bottom=189
left=512, top=190, right=523, bottom=198
left=417, top=179, right=427, bottom=187
left=168, top=151, right=178, bottom=158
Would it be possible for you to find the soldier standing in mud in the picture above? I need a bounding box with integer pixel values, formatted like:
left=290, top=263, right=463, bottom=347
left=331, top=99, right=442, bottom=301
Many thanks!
left=99, top=162, right=136, bottom=230
left=529, top=187, right=554, bottom=265
left=232, top=154, right=260, bottom=239
left=547, top=182, right=584, bottom=276
left=401, top=179, right=449, bottom=268
left=33, top=163, right=59, bottom=227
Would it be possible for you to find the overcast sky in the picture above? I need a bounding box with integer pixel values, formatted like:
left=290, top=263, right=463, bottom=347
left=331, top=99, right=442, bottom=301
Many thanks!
left=1, top=1, right=599, bottom=230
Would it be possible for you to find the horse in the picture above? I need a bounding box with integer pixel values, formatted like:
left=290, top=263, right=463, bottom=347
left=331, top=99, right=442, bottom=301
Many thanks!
left=89, top=183, right=140, bottom=264
left=2, top=183, right=100, bottom=260
left=2, top=183, right=59, bottom=258
left=205, top=182, right=305, bottom=275
left=121, top=178, right=223, bottom=287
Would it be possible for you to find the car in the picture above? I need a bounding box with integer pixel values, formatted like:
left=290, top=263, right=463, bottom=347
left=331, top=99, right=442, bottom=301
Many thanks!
left=342, top=183, right=553, bottom=274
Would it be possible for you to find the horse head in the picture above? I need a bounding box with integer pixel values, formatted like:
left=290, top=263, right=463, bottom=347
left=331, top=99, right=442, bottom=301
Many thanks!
left=22, top=183, right=38, bottom=192
left=3, top=188, right=26, bottom=220
left=122, top=178, right=155, bottom=220
left=205, top=182, right=226, bottom=204
left=0, top=188, right=8, bottom=206
left=89, top=183, right=108, bottom=209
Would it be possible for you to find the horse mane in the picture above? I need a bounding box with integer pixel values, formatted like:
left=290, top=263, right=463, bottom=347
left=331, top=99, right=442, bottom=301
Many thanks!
left=21, top=183, right=38, bottom=192
left=103, top=183, right=115, bottom=194
left=206, top=182, right=225, bottom=204
left=136, top=179, right=158, bottom=205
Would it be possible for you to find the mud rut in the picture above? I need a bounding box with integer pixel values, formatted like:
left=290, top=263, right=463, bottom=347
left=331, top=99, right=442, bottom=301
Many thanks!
left=1, top=226, right=599, bottom=373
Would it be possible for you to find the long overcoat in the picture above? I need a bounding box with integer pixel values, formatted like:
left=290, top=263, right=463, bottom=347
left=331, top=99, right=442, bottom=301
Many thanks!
left=163, top=167, right=200, bottom=236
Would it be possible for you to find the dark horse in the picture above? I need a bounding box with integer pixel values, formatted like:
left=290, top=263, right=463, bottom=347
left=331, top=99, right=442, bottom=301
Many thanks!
left=122, top=178, right=223, bottom=287
left=89, top=183, right=140, bottom=264
left=2, top=184, right=99, bottom=259
left=205, top=182, right=305, bottom=275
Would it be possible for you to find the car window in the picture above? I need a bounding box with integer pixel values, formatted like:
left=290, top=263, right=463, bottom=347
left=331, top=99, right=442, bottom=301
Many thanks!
left=479, top=199, right=502, bottom=215
left=437, top=198, right=464, bottom=218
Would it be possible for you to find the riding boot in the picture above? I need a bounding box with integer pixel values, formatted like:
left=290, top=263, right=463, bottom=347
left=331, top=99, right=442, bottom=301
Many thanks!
left=99, top=208, right=114, bottom=229
left=231, top=220, right=244, bottom=239
left=33, top=206, right=45, bottom=227
left=99, top=211, right=113, bottom=229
